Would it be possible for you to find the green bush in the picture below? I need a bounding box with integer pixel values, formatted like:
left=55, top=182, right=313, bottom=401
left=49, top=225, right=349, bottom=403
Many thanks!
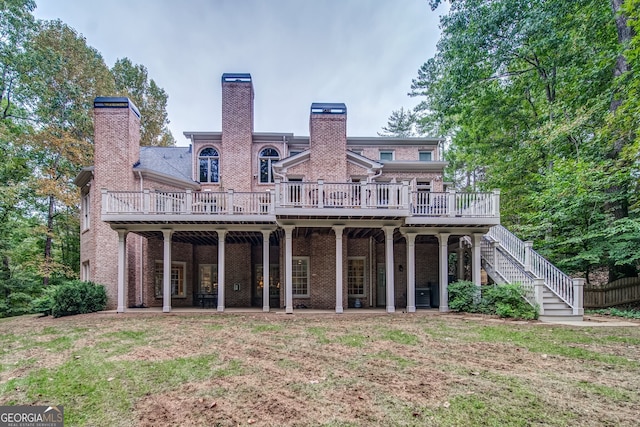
left=447, top=281, right=538, bottom=320
left=50, top=280, right=107, bottom=318
left=588, top=308, right=640, bottom=319
left=0, top=276, right=45, bottom=318
left=31, top=286, right=58, bottom=316
left=483, top=284, right=539, bottom=320
left=448, top=280, right=479, bottom=312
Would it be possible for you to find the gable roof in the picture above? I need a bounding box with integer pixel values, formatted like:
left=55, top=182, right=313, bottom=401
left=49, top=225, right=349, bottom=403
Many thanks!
left=133, top=146, right=199, bottom=189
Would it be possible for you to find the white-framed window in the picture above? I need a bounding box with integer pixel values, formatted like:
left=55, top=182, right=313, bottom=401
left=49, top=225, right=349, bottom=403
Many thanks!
left=199, top=264, right=218, bottom=294
left=81, top=260, right=90, bottom=281
left=81, top=192, right=90, bottom=230
left=154, top=261, right=186, bottom=298
left=259, top=147, right=280, bottom=183
left=198, top=147, right=219, bottom=183
left=419, top=151, right=433, bottom=161
left=348, top=257, right=366, bottom=297
left=292, top=257, right=310, bottom=297
left=416, top=180, right=431, bottom=191
left=379, top=150, right=394, bottom=161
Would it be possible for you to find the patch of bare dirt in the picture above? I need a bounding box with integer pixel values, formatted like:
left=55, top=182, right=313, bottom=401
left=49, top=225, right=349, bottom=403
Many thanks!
left=2, top=311, right=640, bottom=426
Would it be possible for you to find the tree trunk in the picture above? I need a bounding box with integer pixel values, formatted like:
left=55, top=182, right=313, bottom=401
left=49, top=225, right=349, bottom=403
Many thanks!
left=607, top=0, right=637, bottom=281
left=43, top=194, right=55, bottom=286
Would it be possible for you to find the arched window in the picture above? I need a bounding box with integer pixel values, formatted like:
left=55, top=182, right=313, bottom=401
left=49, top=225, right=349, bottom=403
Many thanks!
left=198, top=147, right=219, bottom=183
left=259, top=148, right=280, bottom=183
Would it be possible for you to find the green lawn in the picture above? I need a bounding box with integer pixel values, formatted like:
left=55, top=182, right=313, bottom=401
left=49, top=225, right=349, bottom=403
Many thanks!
left=1, top=312, right=638, bottom=426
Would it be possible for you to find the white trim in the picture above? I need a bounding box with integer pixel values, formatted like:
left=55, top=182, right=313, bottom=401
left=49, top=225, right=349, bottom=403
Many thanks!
left=81, top=192, right=90, bottom=231
left=347, top=256, right=367, bottom=297
left=154, top=260, right=187, bottom=298
left=292, top=256, right=310, bottom=298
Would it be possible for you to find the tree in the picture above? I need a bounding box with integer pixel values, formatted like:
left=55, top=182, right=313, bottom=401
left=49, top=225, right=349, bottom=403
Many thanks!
left=111, top=58, right=175, bottom=146
left=22, top=20, right=115, bottom=285
left=411, top=0, right=638, bottom=281
left=378, top=107, right=418, bottom=137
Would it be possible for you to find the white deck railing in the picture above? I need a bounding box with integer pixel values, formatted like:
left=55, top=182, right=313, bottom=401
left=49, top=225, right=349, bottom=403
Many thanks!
left=483, top=225, right=577, bottom=309
left=480, top=238, right=536, bottom=305
left=101, top=185, right=500, bottom=219
left=101, top=189, right=273, bottom=216
left=411, top=190, right=500, bottom=217
left=275, top=181, right=409, bottom=209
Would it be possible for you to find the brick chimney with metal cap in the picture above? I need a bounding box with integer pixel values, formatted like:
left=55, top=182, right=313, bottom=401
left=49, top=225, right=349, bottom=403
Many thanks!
left=308, top=102, right=348, bottom=182
left=221, top=73, right=254, bottom=192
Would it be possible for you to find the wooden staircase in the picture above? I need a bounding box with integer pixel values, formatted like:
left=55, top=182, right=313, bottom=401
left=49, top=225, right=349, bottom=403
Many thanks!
left=479, top=225, right=584, bottom=322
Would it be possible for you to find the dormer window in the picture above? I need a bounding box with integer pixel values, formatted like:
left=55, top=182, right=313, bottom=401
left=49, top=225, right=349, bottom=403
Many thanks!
left=419, top=151, right=433, bottom=161
left=379, top=150, right=394, bottom=161
left=259, top=148, right=280, bottom=183
left=199, top=147, right=219, bottom=183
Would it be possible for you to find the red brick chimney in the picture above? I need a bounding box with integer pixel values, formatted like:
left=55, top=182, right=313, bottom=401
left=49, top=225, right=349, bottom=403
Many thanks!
left=221, top=73, right=254, bottom=192
left=309, top=103, right=348, bottom=182
left=91, top=97, right=141, bottom=309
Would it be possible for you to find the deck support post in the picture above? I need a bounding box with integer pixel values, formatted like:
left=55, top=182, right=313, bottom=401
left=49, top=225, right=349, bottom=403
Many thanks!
left=405, top=232, right=417, bottom=313
left=116, top=229, right=128, bottom=313
left=383, top=226, right=396, bottom=313
left=333, top=225, right=345, bottom=313
left=161, top=229, right=173, bottom=313
left=217, top=230, right=226, bottom=312
left=438, top=233, right=450, bottom=312
left=472, top=233, right=483, bottom=288
left=261, top=230, right=271, bottom=312
left=283, top=225, right=294, bottom=314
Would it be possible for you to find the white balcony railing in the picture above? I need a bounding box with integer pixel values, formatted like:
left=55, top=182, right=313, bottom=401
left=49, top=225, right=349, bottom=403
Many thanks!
left=101, top=189, right=273, bottom=216
left=411, top=189, right=500, bottom=217
left=101, top=184, right=500, bottom=219
left=275, top=180, right=409, bottom=209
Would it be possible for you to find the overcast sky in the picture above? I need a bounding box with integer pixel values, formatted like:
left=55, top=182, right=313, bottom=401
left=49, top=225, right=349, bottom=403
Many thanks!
left=33, top=1, right=446, bottom=146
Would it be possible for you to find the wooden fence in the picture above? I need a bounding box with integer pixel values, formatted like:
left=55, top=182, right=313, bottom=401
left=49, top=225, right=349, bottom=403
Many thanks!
left=584, top=277, right=640, bottom=308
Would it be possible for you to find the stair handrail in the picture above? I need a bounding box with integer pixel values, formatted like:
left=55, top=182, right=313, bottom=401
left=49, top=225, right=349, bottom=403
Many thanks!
left=486, top=225, right=575, bottom=308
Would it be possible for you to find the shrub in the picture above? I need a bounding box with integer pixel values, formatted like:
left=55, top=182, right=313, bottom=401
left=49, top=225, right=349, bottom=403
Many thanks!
left=483, top=284, right=539, bottom=320
left=448, top=281, right=480, bottom=312
left=0, top=276, right=45, bottom=318
left=31, top=286, right=58, bottom=316
left=50, top=280, right=107, bottom=318
left=447, top=281, right=538, bottom=320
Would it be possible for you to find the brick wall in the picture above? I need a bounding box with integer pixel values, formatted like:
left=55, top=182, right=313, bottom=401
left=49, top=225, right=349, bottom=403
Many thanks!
left=225, top=243, right=252, bottom=307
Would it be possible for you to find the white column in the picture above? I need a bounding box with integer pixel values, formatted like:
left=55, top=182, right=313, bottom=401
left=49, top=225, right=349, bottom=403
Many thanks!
left=161, top=229, right=173, bottom=313
left=116, top=229, right=128, bottom=313
left=438, top=233, right=450, bottom=312
left=472, top=233, right=483, bottom=288
left=261, top=230, right=271, bottom=312
left=333, top=226, right=345, bottom=313
left=383, top=226, right=396, bottom=313
left=405, top=232, right=417, bottom=313
left=217, top=230, right=226, bottom=312
left=283, top=225, right=294, bottom=314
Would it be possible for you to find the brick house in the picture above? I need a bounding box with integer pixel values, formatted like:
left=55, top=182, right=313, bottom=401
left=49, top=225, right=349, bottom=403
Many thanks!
left=76, top=73, right=582, bottom=319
